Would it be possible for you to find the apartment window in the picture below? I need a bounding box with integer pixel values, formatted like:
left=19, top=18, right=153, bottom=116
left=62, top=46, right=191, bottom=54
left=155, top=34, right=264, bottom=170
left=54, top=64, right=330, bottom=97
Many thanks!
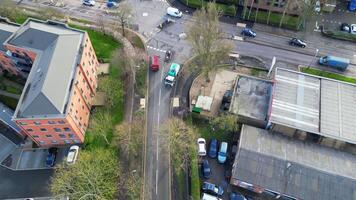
left=40, top=128, right=47, bottom=132
left=33, top=135, right=39, bottom=138
left=79, top=122, right=82, bottom=127
left=19, top=122, right=28, bottom=125
left=78, top=98, right=80, bottom=102
left=54, top=128, right=61, bottom=132
left=75, top=110, right=78, bottom=114
left=82, top=105, right=84, bottom=110
left=80, top=117, right=82, bottom=120
left=51, top=140, right=57, bottom=144
left=58, top=120, right=65, bottom=124
left=59, top=134, right=66, bottom=138
left=39, top=141, right=46, bottom=145
left=34, top=121, right=41, bottom=125
left=73, top=139, right=80, bottom=143
left=48, top=121, right=56, bottom=124
left=63, top=127, right=70, bottom=132
left=254, top=0, right=258, bottom=3
left=26, top=128, right=33, bottom=132
left=68, top=133, right=74, bottom=138
left=46, top=134, right=52, bottom=138
left=64, top=140, right=71, bottom=144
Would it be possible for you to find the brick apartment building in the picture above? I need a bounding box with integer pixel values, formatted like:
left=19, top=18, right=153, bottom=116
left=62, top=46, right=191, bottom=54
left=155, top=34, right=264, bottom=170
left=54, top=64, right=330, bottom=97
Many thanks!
left=0, top=18, right=98, bottom=147
left=242, top=0, right=303, bottom=16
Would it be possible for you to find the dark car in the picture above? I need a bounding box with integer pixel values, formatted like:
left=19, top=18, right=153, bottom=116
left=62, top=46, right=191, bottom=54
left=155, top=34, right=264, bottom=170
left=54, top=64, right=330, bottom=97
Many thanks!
left=224, top=165, right=232, bottom=181
left=289, top=38, right=306, bottom=48
left=201, top=160, right=211, bottom=179
left=230, top=192, right=247, bottom=200
left=221, top=90, right=233, bottom=111
left=46, top=147, right=58, bottom=167
left=208, top=139, right=218, bottom=158
left=157, top=18, right=174, bottom=30
left=202, top=182, right=224, bottom=196
left=340, top=23, right=350, bottom=32
left=241, top=28, right=256, bottom=37
left=164, top=50, right=173, bottom=63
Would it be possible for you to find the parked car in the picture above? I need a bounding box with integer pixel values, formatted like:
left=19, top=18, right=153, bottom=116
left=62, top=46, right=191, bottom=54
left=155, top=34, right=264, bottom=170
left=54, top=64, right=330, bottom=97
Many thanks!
left=157, top=18, right=175, bottom=30
left=201, top=159, right=211, bottom=179
left=208, top=139, right=218, bottom=158
left=202, top=193, right=223, bottom=200
left=340, top=23, right=350, bottom=32
left=67, top=145, right=79, bottom=165
left=224, top=165, right=232, bottom=181
left=218, top=142, right=228, bottom=163
left=230, top=192, right=247, bottom=200
left=289, top=38, right=306, bottom=48
left=164, top=50, right=173, bottom=63
left=202, top=182, right=224, bottom=196
left=106, top=1, right=118, bottom=8
left=46, top=147, right=58, bottom=167
left=150, top=55, right=160, bottom=71
left=314, top=0, right=321, bottom=12
left=82, top=0, right=95, bottom=6
left=241, top=28, right=256, bottom=37
left=220, top=90, right=233, bottom=111
left=350, top=24, right=356, bottom=34
left=167, top=7, right=182, bottom=18
left=198, top=138, right=207, bottom=156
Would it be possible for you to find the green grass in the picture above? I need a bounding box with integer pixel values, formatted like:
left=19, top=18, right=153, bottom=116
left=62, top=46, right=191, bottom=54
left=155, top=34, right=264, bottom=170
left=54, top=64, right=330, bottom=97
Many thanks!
left=136, top=64, right=147, bottom=97
left=109, top=64, right=125, bottom=124
left=5, top=86, right=22, bottom=94
left=129, top=33, right=145, bottom=50
left=190, top=151, right=200, bottom=200
left=69, top=24, right=122, bottom=62
left=300, top=67, right=356, bottom=84
left=217, top=4, right=236, bottom=16
left=0, top=95, right=18, bottom=110
left=246, top=9, right=299, bottom=30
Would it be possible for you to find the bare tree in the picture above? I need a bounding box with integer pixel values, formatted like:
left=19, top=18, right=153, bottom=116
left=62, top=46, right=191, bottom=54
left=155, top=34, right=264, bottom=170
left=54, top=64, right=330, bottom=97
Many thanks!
left=96, top=14, right=107, bottom=35
left=160, top=118, right=198, bottom=172
left=115, top=2, right=133, bottom=37
left=51, top=148, right=120, bottom=200
left=39, top=7, right=64, bottom=20
left=279, top=0, right=291, bottom=28
left=187, top=3, right=233, bottom=82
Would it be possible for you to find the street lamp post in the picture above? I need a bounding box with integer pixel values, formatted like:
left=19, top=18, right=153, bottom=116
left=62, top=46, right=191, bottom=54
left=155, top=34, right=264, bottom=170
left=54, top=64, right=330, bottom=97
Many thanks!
left=307, top=48, right=319, bottom=69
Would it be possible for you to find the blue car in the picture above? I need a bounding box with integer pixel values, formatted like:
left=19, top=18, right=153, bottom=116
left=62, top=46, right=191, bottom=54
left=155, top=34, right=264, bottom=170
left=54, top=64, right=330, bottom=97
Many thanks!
left=208, top=139, right=218, bottom=158
left=201, top=160, right=211, bottom=179
left=218, top=142, right=228, bottom=164
left=230, top=192, right=247, bottom=200
left=202, top=182, right=224, bottom=196
left=241, top=28, right=256, bottom=37
left=46, top=147, right=57, bottom=167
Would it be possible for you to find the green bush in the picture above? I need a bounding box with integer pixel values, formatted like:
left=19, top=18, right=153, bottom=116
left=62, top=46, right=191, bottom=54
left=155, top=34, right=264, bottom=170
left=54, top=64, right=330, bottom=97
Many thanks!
left=246, top=9, right=299, bottom=30
left=0, top=95, right=18, bottom=110
left=322, top=29, right=356, bottom=42
left=300, top=67, right=356, bottom=84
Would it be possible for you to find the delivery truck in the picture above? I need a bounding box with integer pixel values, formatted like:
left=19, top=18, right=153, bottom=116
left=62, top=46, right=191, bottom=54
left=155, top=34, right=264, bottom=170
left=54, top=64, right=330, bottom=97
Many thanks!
left=318, top=56, right=350, bottom=71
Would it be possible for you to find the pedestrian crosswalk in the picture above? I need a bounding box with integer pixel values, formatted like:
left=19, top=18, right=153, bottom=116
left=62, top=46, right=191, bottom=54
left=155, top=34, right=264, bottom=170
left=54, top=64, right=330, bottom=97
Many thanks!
left=147, top=45, right=167, bottom=53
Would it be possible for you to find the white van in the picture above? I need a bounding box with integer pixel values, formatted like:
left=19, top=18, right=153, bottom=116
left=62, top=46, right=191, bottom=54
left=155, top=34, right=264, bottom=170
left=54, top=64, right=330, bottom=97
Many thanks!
left=167, top=7, right=183, bottom=18
left=201, top=193, right=222, bottom=200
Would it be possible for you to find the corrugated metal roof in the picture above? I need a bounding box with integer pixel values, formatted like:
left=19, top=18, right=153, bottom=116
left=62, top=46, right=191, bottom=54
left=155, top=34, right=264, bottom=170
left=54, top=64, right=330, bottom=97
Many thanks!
left=270, top=68, right=356, bottom=144
left=10, top=19, right=84, bottom=118
left=232, top=125, right=356, bottom=200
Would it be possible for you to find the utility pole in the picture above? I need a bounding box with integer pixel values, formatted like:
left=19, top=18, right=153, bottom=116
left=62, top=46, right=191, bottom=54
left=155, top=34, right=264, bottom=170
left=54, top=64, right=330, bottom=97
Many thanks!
left=307, top=48, right=319, bottom=69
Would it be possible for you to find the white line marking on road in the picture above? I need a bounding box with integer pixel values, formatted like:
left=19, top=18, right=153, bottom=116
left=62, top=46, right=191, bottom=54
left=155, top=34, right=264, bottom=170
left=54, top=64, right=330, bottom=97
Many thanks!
left=156, top=169, right=158, bottom=194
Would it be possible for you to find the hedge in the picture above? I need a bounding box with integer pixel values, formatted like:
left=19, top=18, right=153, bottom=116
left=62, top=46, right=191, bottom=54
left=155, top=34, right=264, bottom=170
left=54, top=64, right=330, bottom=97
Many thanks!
left=244, top=9, right=299, bottom=30
left=322, top=28, right=356, bottom=42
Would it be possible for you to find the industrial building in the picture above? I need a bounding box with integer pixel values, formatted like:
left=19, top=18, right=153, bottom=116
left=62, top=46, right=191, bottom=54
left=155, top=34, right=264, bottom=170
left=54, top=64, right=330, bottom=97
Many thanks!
left=0, top=18, right=99, bottom=147
left=231, top=125, right=356, bottom=200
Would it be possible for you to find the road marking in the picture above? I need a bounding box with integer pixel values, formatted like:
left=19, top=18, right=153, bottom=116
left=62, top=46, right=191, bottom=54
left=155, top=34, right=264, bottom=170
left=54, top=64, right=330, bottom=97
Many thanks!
left=147, top=45, right=167, bottom=53
left=156, top=169, right=159, bottom=194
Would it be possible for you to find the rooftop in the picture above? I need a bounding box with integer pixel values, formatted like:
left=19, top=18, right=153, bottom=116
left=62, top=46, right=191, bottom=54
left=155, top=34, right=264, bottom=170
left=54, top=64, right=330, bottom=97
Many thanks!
left=0, top=17, right=19, bottom=51
left=270, top=68, right=356, bottom=144
left=9, top=19, right=85, bottom=119
left=230, top=75, right=273, bottom=121
left=232, top=125, right=356, bottom=200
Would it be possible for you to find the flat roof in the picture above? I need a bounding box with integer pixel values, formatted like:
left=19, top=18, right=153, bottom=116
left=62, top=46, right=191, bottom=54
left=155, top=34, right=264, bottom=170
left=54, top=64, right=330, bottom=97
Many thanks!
left=10, top=19, right=84, bottom=118
left=0, top=17, right=19, bottom=51
left=231, top=75, right=272, bottom=121
left=270, top=68, right=356, bottom=144
left=232, top=125, right=356, bottom=200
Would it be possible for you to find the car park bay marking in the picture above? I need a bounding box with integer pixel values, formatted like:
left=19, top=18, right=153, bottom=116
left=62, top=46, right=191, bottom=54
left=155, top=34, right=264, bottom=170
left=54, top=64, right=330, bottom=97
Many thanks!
left=147, top=45, right=167, bottom=53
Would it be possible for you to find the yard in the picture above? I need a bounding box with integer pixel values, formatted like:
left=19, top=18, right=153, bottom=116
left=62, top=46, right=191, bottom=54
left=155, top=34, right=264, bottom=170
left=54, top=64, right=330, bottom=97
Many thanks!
left=245, top=9, right=300, bottom=30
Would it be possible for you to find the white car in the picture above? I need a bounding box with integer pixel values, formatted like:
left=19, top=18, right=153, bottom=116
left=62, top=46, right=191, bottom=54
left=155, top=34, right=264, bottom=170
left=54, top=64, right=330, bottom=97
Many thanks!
left=167, top=7, right=183, bottom=18
left=350, top=24, right=356, bottom=35
left=197, top=138, right=206, bottom=156
left=315, top=0, right=321, bottom=12
left=83, top=0, right=95, bottom=6
left=67, top=145, right=80, bottom=165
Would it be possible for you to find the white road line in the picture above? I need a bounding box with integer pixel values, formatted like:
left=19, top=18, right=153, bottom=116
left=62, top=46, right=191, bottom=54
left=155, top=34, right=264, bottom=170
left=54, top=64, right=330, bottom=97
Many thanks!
left=156, top=169, right=158, bottom=194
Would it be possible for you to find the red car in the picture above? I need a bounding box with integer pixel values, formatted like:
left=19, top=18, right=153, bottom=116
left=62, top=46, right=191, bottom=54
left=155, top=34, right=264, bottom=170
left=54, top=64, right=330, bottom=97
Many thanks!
left=150, top=55, right=159, bottom=71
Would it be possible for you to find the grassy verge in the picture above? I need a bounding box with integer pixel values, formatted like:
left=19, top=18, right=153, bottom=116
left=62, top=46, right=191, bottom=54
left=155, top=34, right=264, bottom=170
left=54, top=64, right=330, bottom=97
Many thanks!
left=300, top=67, right=356, bottom=84
left=322, top=28, right=356, bottom=42
left=0, top=95, right=18, bottom=110
left=245, top=9, right=299, bottom=30
left=179, top=0, right=236, bottom=16
left=69, top=24, right=122, bottom=62
left=136, top=63, right=147, bottom=97
left=190, top=151, right=200, bottom=200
